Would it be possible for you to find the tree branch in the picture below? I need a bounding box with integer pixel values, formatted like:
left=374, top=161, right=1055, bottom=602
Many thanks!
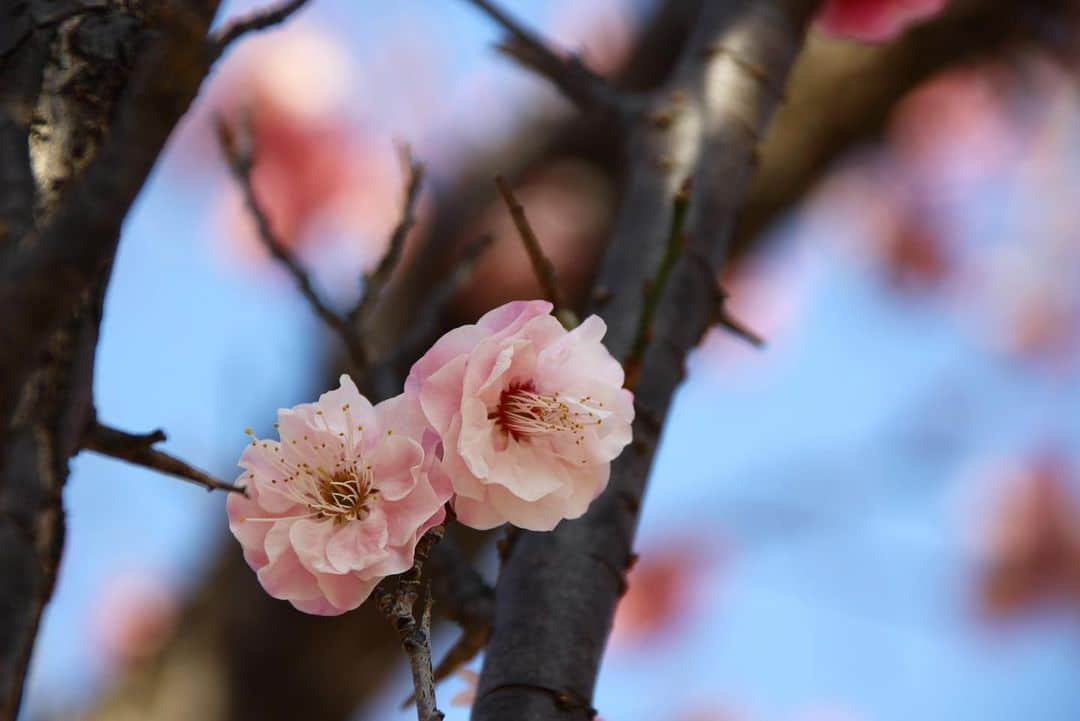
left=81, top=421, right=243, bottom=494
left=400, top=536, right=493, bottom=707
left=624, top=178, right=691, bottom=388
left=493, top=174, right=573, bottom=326
left=473, top=2, right=821, bottom=719
left=374, top=526, right=447, bottom=721
left=207, top=0, right=313, bottom=59
left=215, top=117, right=369, bottom=371
left=0, top=4, right=227, bottom=717
left=463, top=0, right=627, bottom=116
left=347, top=144, right=424, bottom=333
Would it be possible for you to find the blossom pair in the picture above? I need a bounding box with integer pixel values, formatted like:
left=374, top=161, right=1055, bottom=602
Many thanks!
left=227, top=300, right=634, bottom=614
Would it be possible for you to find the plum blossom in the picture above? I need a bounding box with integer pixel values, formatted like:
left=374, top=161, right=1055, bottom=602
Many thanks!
left=92, top=571, right=179, bottom=668
left=406, top=300, right=634, bottom=531
left=817, top=0, right=948, bottom=43
left=227, top=376, right=450, bottom=615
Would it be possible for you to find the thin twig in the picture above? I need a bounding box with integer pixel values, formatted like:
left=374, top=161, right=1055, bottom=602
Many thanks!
left=382, top=234, right=495, bottom=375
left=624, top=178, right=693, bottom=388
left=348, top=144, right=424, bottom=331
left=215, top=117, right=368, bottom=371
left=715, top=287, right=766, bottom=348
left=493, top=174, right=575, bottom=327
left=402, top=537, right=494, bottom=707
left=82, top=421, right=244, bottom=494
left=464, top=0, right=624, bottom=115
left=374, top=526, right=447, bottom=721
left=208, top=0, right=313, bottom=59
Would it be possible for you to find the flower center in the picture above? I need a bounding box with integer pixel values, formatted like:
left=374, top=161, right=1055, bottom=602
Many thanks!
left=492, top=380, right=596, bottom=442
left=307, top=466, right=378, bottom=525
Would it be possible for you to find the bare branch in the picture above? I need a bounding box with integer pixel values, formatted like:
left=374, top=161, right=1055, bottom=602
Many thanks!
left=474, top=2, right=821, bottom=719
left=493, top=174, right=574, bottom=326
left=373, top=234, right=495, bottom=399
left=208, top=0, right=312, bottom=58
left=624, top=178, right=692, bottom=388
left=215, top=117, right=368, bottom=371
left=82, top=421, right=243, bottom=494
left=374, top=526, right=447, bottom=721
left=464, top=0, right=626, bottom=115
left=348, top=144, right=424, bottom=331
left=402, top=537, right=494, bottom=707
left=714, top=288, right=765, bottom=348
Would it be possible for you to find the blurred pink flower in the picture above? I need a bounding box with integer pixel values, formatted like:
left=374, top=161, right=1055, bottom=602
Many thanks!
left=92, top=571, right=179, bottom=668
left=450, top=669, right=479, bottom=708
left=817, top=0, right=948, bottom=43
left=613, top=540, right=716, bottom=645
left=227, top=375, right=450, bottom=615
left=406, top=300, right=634, bottom=531
left=549, top=0, right=636, bottom=76
left=197, top=29, right=399, bottom=271
left=977, top=451, right=1080, bottom=619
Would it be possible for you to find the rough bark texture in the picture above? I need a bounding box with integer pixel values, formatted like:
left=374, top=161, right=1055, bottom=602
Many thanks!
left=0, top=2, right=219, bottom=717
left=472, top=2, right=820, bottom=719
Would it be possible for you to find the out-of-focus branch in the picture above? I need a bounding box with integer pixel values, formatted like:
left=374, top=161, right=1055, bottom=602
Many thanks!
left=463, top=0, right=627, bottom=116
left=493, top=175, right=572, bottom=326
left=735, top=0, right=1080, bottom=256
left=348, top=146, right=425, bottom=332
left=208, top=0, right=313, bottom=58
left=713, top=286, right=765, bottom=348
left=82, top=420, right=244, bottom=494
left=473, top=2, right=820, bottom=719
left=374, top=526, right=447, bottom=721
left=371, top=234, right=494, bottom=401
left=216, top=117, right=369, bottom=371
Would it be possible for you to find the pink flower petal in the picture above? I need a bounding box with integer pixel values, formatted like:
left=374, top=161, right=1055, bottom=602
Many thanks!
left=325, top=510, right=390, bottom=572
left=257, top=546, right=322, bottom=601
left=476, top=299, right=553, bottom=334
left=315, top=571, right=379, bottom=612
left=289, top=518, right=339, bottom=574
left=369, top=434, right=423, bottom=501
left=419, top=355, right=470, bottom=436
left=405, top=325, right=488, bottom=396
left=817, top=0, right=948, bottom=43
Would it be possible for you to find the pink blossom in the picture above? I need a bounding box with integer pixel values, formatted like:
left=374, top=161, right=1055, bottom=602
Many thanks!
left=817, top=0, right=948, bottom=43
left=92, top=571, right=179, bottom=668
left=450, top=669, right=479, bottom=708
left=227, top=375, right=451, bottom=615
left=406, top=300, right=634, bottom=531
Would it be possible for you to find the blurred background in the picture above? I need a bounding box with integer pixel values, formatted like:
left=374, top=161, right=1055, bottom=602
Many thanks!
left=18, top=1, right=1080, bottom=720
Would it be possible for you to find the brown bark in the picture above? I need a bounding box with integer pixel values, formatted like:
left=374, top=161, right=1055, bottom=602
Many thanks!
left=472, top=2, right=820, bottom=719
left=0, top=2, right=221, bottom=717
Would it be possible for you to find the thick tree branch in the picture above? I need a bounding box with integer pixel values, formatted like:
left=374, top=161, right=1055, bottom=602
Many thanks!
left=0, top=3, right=227, bottom=717
left=473, top=3, right=820, bottom=719
left=82, top=421, right=243, bottom=494
left=0, top=1, right=219, bottom=421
